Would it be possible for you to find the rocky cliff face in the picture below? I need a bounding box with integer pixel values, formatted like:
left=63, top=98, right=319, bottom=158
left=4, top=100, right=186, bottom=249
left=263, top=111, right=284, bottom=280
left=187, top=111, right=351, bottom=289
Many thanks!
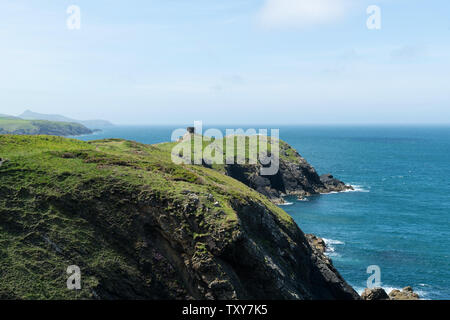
left=0, top=136, right=359, bottom=300
left=223, top=141, right=353, bottom=203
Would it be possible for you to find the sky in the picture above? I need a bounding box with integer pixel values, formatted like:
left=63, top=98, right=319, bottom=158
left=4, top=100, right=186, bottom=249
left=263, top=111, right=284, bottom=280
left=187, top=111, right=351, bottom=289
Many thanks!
left=0, top=0, right=449, bottom=125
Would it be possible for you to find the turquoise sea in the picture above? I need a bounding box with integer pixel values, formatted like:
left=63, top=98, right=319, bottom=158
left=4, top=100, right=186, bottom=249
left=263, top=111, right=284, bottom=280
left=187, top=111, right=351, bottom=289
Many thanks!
left=74, top=125, right=450, bottom=300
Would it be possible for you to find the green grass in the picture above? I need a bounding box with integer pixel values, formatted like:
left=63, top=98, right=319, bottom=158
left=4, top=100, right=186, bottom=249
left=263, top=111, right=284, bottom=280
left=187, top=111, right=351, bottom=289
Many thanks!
left=0, top=135, right=295, bottom=299
left=162, top=133, right=301, bottom=174
left=0, top=118, right=35, bottom=132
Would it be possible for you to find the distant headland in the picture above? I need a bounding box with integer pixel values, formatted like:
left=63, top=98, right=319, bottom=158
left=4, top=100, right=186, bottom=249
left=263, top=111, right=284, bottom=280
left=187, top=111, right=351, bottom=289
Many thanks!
left=19, top=110, right=114, bottom=130
left=0, top=110, right=114, bottom=136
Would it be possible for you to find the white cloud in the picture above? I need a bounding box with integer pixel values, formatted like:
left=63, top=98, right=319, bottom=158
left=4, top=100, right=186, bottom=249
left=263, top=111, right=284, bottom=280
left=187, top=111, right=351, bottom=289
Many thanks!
left=258, top=0, right=352, bottom=28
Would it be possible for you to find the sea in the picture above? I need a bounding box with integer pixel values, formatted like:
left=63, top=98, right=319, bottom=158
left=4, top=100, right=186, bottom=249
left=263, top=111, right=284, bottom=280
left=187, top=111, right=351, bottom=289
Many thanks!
left=72, top=125, right=450, bottom=300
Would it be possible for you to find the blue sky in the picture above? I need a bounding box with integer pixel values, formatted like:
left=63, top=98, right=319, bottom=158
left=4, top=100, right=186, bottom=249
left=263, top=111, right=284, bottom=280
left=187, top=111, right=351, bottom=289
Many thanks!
left=0, top=0, right=449, bottom=124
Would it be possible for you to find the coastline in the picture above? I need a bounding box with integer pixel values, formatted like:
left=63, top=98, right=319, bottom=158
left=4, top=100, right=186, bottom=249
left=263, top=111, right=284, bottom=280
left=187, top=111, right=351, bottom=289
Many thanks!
left=67, top=129, right=103, bottom=138
left=57, top=126, right=450, bottom=299
left=276, top=183, right=356, bottom=205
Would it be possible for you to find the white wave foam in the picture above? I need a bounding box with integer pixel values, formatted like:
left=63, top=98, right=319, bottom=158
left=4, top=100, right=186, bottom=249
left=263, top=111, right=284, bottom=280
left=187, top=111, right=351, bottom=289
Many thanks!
left=382, top=286, right=400, bottom=294
left=322, top=238, right=345, bottom=256
left=355, top=287, right=365, bottom=296
left=415, top=290, right=429, bottom=299
left=325, top=252, right=341, bottom=258
left=278, top=202, right=293, bottom=206
left=345, top=185, right=370, bottom=193
left=320, top=185, right=370, bottom=195
left=323, top=238, right=345, bottom=245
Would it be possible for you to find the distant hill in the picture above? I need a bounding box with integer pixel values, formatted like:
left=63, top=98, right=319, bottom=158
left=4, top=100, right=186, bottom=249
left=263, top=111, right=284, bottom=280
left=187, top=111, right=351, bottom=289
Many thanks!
left=0, top=114, right=20, bottom=120
left=19, top=110, right=114, bottom=129
left=0, top=118, right=93, bottom=136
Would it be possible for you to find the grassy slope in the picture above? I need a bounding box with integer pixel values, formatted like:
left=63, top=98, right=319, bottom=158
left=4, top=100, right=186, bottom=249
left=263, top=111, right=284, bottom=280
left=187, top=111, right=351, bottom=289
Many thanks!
left=0, top=118, right=92, bottom=136
left=0, top=118, right=35, bottom=132
left=164, top=134, right=302, bottom=173
left=0, top=135, right=294, bottom=299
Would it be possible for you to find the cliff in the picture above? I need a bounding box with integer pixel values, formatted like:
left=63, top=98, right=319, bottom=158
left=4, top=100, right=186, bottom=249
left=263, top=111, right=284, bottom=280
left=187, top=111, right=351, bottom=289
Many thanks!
left=0, top=135, right=359, bottom=300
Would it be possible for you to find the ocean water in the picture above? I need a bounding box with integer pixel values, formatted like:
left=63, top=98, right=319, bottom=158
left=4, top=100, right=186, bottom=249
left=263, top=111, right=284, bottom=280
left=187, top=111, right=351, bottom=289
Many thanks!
left=74, top=125, right=450, bottom=300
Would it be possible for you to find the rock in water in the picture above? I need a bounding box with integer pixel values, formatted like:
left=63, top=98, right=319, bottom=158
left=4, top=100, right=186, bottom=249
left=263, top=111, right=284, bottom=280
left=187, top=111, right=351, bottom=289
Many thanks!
left=389, top=287, right=420, bottom=300
left=320, top=174, right=354, bottom=192
left=361, top=288, right=390, bottom=300
left=361, top=286, right=420, bottom=300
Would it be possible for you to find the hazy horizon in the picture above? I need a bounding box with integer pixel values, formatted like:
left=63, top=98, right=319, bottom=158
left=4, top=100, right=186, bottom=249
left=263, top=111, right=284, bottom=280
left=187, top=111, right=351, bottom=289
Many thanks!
left=1, top=0, right=449, bottom=125
left=4, top=109, right=450, bottom=126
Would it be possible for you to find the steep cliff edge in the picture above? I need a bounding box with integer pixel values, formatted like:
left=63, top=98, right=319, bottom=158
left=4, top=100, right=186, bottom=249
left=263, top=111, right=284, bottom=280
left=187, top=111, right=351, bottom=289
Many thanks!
left=0, top=135, right=359, bottom=299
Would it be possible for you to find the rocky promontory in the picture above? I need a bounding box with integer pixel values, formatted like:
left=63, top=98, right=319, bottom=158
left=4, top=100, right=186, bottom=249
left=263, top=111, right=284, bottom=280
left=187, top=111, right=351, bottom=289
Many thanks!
left=223, top=140, right=353, bottom=203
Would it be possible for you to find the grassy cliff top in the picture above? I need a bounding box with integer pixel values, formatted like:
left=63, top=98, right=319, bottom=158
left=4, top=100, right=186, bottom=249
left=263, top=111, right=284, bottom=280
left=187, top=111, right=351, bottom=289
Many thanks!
left=158, top=134, right=303, bottom=172
left=0, top=135, right=295, bottom=299
left=0, top=135, right=291, bottom=220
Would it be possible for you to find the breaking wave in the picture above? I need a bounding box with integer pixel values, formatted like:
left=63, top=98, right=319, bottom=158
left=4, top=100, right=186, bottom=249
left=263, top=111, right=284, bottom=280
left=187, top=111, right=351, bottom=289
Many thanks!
left=322, top=238, right=345, bottom=256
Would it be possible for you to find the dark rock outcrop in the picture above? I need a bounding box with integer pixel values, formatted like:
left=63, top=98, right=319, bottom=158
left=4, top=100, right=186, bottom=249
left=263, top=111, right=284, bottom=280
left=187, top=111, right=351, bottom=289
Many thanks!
left=224, top=142, right=353, bottom=203
left=320, top=174, right=351, bottom=192
left=223, top=202, right=359, bottom=300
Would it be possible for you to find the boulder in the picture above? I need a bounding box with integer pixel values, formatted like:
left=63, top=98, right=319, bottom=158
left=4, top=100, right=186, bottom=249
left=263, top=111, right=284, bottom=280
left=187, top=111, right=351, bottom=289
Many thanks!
left=389, top=286, right=420, bottom=300
left=320, top=174, right=354, bottom=192
left=361, top=287, right=390, bottom=300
